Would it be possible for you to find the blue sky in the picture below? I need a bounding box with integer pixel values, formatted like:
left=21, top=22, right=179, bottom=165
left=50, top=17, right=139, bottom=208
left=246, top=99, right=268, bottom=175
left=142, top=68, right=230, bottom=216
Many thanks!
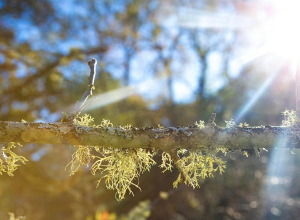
left=3, top=0, right=281, bottom=123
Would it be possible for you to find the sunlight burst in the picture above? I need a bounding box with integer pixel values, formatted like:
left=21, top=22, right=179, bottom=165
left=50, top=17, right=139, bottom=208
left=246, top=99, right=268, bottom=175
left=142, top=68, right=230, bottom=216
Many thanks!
left=263, top=0, right=300, bottom=59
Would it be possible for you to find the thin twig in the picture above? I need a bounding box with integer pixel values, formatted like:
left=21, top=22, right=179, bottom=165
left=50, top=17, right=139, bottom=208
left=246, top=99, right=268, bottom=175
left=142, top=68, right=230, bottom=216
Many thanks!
left=66, top=58, right=97, bottom=122
left=208, top=112, right=216, bottom=126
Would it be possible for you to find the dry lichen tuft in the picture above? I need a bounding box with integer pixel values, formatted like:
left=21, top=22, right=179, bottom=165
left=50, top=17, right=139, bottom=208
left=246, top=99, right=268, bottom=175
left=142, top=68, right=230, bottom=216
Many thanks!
left=0, top=142, right=28, bottom=176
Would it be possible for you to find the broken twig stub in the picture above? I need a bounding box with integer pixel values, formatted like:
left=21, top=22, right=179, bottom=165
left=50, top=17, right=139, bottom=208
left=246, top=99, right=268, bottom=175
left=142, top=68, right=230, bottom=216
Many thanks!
left=66, top=58, right=98, bottom=122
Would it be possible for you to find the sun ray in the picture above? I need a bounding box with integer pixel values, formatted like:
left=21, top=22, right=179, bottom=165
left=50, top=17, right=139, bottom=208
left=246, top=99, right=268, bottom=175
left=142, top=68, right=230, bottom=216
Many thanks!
left=234, top=64, right=282, bottom=123
left=262, top=135, right=295, bottom=217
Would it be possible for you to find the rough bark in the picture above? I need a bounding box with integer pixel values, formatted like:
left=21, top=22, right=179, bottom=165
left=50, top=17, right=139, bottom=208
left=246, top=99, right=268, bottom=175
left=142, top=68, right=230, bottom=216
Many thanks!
left=0, top=121, right=298, bottom=150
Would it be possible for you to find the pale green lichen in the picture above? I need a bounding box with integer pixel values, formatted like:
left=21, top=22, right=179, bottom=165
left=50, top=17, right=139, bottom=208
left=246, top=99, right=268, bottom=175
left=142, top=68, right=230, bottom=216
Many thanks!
left=67, top=114, right=157, bottom=200
left=195, top=120, right=205, bottom=129
left=241, top=150, right=250, bottom=157
left=157, top=124, right=165, bottom=129
left=159, top=151, right=173, bottom=173
left=67, top=146, right=157, bottom=201
left=158, top=148, right=226, bottom=189
left=67, top=113, right=227, bottom=200
left=66, top=145, right=96, bottom=175
left=66, top=114, right=100, bottom=175
left=91, top=148, right=156, bottom=201
left=172, top=148, right=226, bottom=189
left=282, top=109, right=296, bottom=126
left=225, top=119, right=236, bottom=128
left=281, top=109, right=300, bottom=147
left=239, top=122, right=249, bottom=128
left=72, top=114, right=95, bottom=133
left=73, top=114, right=94, bottom=126
left=0, top=143, right=28, bottom=176
left=99, top=119, right=113, bottom=127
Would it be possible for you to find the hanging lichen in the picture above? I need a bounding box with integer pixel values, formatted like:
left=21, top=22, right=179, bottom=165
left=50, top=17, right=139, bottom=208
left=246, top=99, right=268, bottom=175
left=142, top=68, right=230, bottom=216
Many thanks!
left=66, top=145, right=96, bottom=175
left=91, top=148, right=156, bottom=201
left=159, top=151, right=173, bottom=173
left=0, top=142, right=28, bottom=176
left=65, top=113, right=229, bottom=200
left=160, top=148, right=227, bottom=189
left=66, top=114, right=158, bottom=200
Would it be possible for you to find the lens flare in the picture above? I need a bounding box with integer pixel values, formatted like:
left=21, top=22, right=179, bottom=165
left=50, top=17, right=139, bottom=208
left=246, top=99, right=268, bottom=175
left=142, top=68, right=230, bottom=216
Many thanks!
left=263, top=0, right=300, bottom=59
left=263, top=136, right=296, bottom=217
left=83, top=76, right=167, bottom=111
left=234, top=70, right=279, bottom=123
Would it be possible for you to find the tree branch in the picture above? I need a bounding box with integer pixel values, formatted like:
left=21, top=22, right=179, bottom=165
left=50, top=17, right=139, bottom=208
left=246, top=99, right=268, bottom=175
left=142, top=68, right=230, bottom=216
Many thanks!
left=0, top=121, right=297, bottom=150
